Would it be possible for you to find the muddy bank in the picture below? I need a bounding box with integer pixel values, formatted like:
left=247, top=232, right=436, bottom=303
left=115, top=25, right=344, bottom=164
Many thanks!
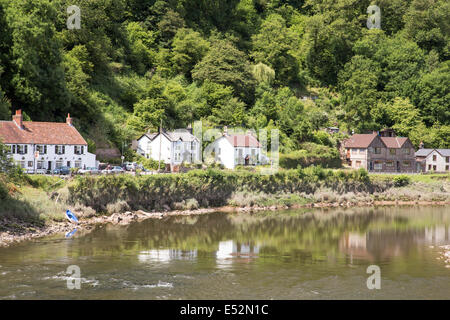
left=1, top=199, right=450, bottom=248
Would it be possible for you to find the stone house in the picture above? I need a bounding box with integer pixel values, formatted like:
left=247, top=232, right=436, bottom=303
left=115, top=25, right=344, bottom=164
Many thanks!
left=343, top=132, right=416, bottom=173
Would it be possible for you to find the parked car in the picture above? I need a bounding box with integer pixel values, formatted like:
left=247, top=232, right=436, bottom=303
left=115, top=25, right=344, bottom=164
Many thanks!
left=111, top=166, right=125, bottom=174
left=79, top=167, right=100, bottom=175
left=53, top=166, right=71, bottom=175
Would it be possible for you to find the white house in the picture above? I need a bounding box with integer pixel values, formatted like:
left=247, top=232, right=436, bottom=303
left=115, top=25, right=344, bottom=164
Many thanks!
left=0, top=110, right=97, bottom=171
left=415, top=148, right=450, bottom=172
left=208, top=133, right=263, bottom=169
left=136, top=129, right=201, bottom=166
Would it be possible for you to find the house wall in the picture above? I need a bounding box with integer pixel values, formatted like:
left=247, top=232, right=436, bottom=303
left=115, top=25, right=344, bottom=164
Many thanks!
left=424, top=150, right=450, bottom=172
left=6, top=143, right=95, bottom=170
left=212, top=137, right=235, bottom=169
left=138, top=134, right=201, bottom=165
left=233, top=146, right=262, bottom=166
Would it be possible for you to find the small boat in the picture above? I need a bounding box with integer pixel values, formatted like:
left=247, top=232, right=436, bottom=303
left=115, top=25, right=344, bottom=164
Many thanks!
left=65, top=210, right=79, bottom=224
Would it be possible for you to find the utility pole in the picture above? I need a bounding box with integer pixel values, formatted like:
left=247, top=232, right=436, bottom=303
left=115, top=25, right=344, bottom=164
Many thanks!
left=158, top=118, right=162, bottom=171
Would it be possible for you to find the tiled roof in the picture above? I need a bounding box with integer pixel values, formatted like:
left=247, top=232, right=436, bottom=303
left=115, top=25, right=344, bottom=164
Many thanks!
left=165, top=130, right=197, bottom=142
left=225, top=134, right=261, bottom=147
left=343, top=133, right=377, bottom=148
left=380, top=137, right=408, bottom=148
left=436, top=149, right=450, bottom=157
left=0, top=121, right=87, bottom=145
left=415, top=149, right=434, bottom=157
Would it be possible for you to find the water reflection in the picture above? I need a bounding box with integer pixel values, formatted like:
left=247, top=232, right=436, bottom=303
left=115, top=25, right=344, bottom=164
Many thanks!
left=0, top=206, right=449, bottom=299
left=138, top=249, right=197, bottom=263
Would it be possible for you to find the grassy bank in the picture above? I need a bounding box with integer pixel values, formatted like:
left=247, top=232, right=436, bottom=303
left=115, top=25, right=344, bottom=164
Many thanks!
left=1, top=170, right=449, bottom=228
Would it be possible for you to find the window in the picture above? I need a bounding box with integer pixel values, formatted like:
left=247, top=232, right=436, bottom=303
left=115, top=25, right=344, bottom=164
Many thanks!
left=446, top=157, right=449, bottom=163
left=386, top=161, right=394, bottom=168
left=403, top=148, right=410, bottom=155
left=37, top=161, right=44, bottom=169
left=389, top=149, right=396, bottom=155
left=17, top=145, right=27, bottom=154
left=433, top=165, right=437, bottom=171
left=359, top=149, right=365, bottom=154
left=74, top=146, right=84, bottom=155
left=432, top=155, right=437, bottom=161
left=18, top=161, right=25, bottom=168
left=36, top=145, right=47, bottom=154
left=56, top=159, right=63, bottom=168
left=351, top=149, right=357, bottom=154
left=175, top=142, right=181, bottom=151
left=402, top=161, right=411, bottom=167
left=355, top=160, right=362, bottom=168
left=374, top=161, right=383, bottom=170
left=55, top=145, right=65, bottom=155
left=446, top=165, right=449, bottom=171
left=28, top=161, right=33, bottom=168
left=428, top=165, right=432, bottom=170
left=191, top=141, right=196, bottom=150
left=374, top=148, right=381, bottom=154
left=4, top=145, right=12, bottom=154
left=75, top=160, right=82, bottom=168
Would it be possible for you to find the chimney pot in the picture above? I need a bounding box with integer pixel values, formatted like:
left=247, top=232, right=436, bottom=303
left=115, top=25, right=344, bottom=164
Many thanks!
left=13, top=109, right=23, bottom=129
left=66, top=113, right=72, bottom=126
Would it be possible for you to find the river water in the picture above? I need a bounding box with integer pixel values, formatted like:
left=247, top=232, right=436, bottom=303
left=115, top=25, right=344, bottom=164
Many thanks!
left=0, top=206, right=449, bottom=300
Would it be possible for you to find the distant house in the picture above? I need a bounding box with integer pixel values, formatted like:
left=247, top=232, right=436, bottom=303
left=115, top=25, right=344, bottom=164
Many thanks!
left=415, top=148, right=450, bottom=173
left=343, top=132, right=416, bottom=172
left=136, top=129, right=201, bottom=166
left=208, top=133, right=263, bottom=169
left=0, top=110, right=97, bottom=171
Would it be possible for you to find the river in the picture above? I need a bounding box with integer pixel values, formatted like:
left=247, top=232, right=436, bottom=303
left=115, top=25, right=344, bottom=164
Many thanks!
left=0, top=206, right=449, bottom=299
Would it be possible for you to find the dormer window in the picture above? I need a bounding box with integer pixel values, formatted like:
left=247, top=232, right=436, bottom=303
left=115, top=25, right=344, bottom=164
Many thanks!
left=55, top=145, right=65, bottom=155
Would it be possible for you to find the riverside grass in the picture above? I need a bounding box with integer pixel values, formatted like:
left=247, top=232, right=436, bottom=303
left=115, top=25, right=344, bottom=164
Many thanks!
left=67, top=168, right=382, bottom=212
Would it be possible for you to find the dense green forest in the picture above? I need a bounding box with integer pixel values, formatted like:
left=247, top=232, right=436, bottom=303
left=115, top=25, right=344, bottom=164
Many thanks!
left=0, top=0, right=448, bottom=155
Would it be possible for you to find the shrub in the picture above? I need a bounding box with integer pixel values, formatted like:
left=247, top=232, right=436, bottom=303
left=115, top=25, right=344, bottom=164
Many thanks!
left=279, top=143, right=341, bottom=169
left=393, top=175, right=411, bottom=187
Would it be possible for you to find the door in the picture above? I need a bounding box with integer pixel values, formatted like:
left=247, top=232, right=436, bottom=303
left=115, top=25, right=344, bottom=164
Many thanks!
left=48, top=161, right=52, bottom=170
left=369, top=161, right=373, bottom=171
left=396, top=161, right=400, bottom=172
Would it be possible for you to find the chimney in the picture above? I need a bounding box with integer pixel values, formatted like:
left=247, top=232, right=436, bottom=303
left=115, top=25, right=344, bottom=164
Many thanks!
left=245, top=135, right=249, bottom=147
left=223, top=126, right=228, bottom=136
left=13, top=109, right=23, bottom=129
left=419, top=141, right=424, bottom=149
left=66, top=113, right=72, bottom=126
left=187, top=123, right=193, bottom=134
left=234, top=135, right=237, bottom=146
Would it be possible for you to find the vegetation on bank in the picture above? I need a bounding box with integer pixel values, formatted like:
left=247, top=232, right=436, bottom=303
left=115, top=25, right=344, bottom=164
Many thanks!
left=1, top=168, right=450, bottom=227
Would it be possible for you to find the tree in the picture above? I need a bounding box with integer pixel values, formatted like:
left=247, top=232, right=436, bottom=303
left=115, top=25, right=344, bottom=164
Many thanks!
left=338, top=55, right=381, bottom=131
left=5, top=0, right=69, bottom=119
left=403, top=0, right=449, bottom=60
left=385, top=97, right=422, bottom=137
left=192, top=39, right=255, bottom=104
left=251, top=14, right=299, bottom=85
left=414, top=61, right=450, bottom=126
left=172, top=28, right=210, bottom=79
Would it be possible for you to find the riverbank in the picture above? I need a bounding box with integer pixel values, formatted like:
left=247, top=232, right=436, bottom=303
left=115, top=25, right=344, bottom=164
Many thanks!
left=1, top=169, right=449, bottom=247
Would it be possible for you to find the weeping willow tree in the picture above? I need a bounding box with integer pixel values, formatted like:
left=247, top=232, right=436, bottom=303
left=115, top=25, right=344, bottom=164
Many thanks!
left=251, top=62, right=276, bottom=85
